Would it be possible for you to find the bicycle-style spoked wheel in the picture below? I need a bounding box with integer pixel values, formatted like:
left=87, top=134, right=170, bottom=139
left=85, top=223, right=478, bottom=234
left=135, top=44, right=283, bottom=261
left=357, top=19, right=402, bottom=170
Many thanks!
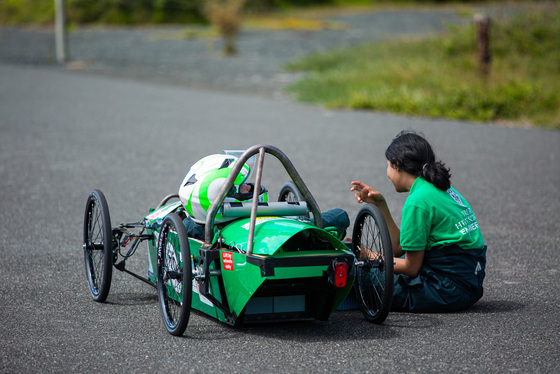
left=278, top=181, right=310, bottom=219
left=157, top=213, right=192, bottom=336
left=278, top=181, right=304, bottom=202
left=83, top=189, right=113, bottom=302
left=352, top=204, right=394, bottom=324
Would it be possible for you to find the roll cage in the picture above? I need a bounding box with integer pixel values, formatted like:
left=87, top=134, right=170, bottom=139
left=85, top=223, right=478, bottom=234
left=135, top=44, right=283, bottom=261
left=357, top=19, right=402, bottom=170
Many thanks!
left=203, top=144, right=323, bottom=254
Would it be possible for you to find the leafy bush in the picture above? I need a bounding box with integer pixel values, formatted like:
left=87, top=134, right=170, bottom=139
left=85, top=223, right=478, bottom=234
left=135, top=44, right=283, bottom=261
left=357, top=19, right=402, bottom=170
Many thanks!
left=0, top=0, right=55, bottom=24
left=285, top=4, right=560, bottom=129
left=0, top=0, right=495, bottom=25
left=0, top=0, right=207, bottom=25
left=204, top=0, right=246, bottom=55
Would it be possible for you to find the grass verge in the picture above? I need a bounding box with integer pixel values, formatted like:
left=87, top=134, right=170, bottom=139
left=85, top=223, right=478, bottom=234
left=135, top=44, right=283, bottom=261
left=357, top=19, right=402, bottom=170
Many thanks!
left=284, top=4, right=560, bottom=130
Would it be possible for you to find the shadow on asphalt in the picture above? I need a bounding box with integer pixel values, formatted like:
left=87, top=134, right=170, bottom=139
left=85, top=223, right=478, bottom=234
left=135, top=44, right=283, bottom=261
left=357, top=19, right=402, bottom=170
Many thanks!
left=381, top=313, right=441, bottom=329
left=103, top=291, right=158, bottom=306
left=230, top=310, right=400, bottom=342
left=461, top=299, right=525, bottom=314
left=88, top=291, right=524, bottom=342
left=177, top=299, right=526, bottom=341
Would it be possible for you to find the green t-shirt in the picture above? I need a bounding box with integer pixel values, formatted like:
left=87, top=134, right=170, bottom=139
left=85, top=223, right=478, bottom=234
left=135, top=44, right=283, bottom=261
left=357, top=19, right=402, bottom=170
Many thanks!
left=400, top=177, right=485, bottom=252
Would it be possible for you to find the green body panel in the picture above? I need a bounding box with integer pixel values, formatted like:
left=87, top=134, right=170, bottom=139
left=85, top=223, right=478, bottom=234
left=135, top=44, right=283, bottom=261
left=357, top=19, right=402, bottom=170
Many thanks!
left=145, top=203, right=226, bottom=321
left=146, top=228, right=157, bottom=283
left=147, top=228, right=228, bottom=322
left=221, top=217, right=348, bottom=255
left=219, top=250, right=266, bottom=319
left=145, top=205, right=355, bottom=325
left=220, top=218, right=354, bottom=320
left=144, top=202, right=183, bottom=283
left=145, top=201, right=182, bottom=228
left=189, top=240, right=231, bottom=323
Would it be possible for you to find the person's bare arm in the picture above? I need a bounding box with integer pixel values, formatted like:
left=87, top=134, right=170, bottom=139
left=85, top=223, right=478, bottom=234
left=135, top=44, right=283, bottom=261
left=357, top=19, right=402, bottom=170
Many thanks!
left=351, top=181, right=402, bottom=255
left=394, top=250, right=424, bottom=277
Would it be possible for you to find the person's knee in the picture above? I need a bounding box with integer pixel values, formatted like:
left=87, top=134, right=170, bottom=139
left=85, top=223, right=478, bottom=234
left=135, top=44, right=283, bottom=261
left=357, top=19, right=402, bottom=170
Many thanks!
left=183, top=216, right=204, bottom=240
left=321, top=208, right=350, bottom=239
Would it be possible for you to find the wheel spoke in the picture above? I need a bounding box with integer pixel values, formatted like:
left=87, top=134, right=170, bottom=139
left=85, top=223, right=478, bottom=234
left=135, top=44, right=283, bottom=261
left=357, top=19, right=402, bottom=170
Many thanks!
left=360, top=217, right=386, bottom=311
left=88, top=200, right=107, bottom=293
left=156, top=213, right=191, bottom=336
left=352, top=204, right=393, bottom=324
left=358, top=267, right=384, bottom=311
left=83, top=190, right=113, bottom=302
left=161, top=225, right=184, bottom=328
left=286, top=191, right=297, bottom=202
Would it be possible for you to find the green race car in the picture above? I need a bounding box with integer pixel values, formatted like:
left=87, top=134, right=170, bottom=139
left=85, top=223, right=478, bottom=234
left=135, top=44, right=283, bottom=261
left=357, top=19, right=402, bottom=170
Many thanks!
left=82, top=145, right=393, bottom=336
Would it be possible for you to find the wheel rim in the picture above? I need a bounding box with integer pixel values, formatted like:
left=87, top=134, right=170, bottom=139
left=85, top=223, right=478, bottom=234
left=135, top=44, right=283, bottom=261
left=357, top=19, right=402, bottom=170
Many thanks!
left=356, top=214, right=387, bottom=318
left=85, top=196, right=106, bottom=296
left=283, top=191, right=298, bottom=202
left=160, top=223, right=184, bottom=329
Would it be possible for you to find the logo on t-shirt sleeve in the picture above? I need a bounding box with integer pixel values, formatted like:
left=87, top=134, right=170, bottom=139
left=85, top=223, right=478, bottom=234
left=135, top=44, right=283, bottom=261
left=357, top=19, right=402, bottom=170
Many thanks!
left=447, top=188, right=465, bottom=207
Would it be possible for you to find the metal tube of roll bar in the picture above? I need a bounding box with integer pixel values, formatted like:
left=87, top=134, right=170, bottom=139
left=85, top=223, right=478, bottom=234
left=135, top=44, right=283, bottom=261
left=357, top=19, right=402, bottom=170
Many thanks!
left=203, top=145, right=322, bottom=247
left=246, top=147, right=265, bottom=255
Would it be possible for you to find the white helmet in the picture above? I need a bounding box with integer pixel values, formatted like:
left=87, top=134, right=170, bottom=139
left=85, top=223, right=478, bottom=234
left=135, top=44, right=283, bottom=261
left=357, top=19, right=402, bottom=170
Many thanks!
left=178, top=154, right=268, bottom=224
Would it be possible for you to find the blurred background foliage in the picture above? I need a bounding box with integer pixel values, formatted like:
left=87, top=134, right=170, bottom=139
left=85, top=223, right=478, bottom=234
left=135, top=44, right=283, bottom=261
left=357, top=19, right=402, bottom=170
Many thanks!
left=0, top=0, right=492, bottom=25
left=284, top=3, right=560, bottom=129
left=3, top=0, right=554, bottom=129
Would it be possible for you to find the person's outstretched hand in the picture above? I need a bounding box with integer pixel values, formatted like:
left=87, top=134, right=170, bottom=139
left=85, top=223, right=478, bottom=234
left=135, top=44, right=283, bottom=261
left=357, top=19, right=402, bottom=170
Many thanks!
left=350, top=181, right=386, bottom=206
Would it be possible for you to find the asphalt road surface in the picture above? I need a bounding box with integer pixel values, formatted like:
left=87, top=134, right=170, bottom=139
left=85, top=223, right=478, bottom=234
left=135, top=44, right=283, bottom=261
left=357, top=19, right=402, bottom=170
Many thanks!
left=1, top=7, right=559, bottom=374
left=1, top=61, right=558, bottom=373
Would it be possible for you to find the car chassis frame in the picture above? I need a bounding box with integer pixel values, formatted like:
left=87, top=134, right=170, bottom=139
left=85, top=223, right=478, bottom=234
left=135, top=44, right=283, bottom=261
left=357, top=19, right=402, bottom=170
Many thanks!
left=83, top=144, right=394, bottom=336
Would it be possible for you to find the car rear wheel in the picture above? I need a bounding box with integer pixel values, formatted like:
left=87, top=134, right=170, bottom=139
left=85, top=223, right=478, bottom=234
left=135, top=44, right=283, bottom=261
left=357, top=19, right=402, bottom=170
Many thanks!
left=278, top=181, right=310, bottom=219
left=157, top=213, right=192, bottom=336
left=278, top=181, right=304, bottom=202
left=352, top=204, right=394, bottom=324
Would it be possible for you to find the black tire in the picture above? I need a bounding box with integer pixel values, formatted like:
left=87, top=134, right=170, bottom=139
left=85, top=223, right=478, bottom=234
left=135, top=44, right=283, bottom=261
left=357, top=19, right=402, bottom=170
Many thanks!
left=83, top=189, right=113, bottom=302
left=157, top=213, right=192, bottom=336
left=278, top=181, right=310, bottom=219
left=277, top=181, right=304, bottom=202
left=156, top=193, right=180, bottom=209
left=352, top=204, right=394, bottom=324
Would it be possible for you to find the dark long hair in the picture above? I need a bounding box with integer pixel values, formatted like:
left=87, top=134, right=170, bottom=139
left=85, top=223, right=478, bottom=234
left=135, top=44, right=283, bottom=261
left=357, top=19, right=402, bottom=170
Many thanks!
left=385, top=130, right=451, bottom=191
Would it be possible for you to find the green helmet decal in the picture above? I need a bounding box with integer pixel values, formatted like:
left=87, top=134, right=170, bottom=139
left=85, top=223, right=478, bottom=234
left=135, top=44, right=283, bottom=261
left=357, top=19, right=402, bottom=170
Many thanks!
left=235, top=163, right=250, bottom=185
left=198, top=167, right=231, bottom=220
left=179, top=154, right=266, bottom=224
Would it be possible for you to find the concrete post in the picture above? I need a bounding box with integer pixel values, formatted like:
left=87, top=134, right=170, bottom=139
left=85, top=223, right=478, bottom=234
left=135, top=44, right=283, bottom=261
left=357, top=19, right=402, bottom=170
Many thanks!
left=54, top=0, right=67, bottom=63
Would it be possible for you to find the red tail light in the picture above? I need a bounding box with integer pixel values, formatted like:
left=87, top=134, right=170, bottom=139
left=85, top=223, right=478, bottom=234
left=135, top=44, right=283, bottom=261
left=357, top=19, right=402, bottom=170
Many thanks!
left=334, top=262, right=347, bottom=288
